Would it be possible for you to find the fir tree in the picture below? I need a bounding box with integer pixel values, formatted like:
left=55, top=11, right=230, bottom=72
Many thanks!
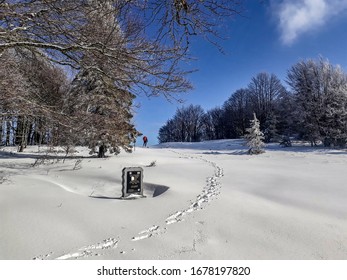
left=245, top=113, right=265, bottom=155
left=61, top=2, right=137, bottom=157
left=65, top=68, right=137, bottom=157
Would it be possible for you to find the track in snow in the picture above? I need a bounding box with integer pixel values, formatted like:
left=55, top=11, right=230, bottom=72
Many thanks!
left=33, top=150, right=224, bottom=260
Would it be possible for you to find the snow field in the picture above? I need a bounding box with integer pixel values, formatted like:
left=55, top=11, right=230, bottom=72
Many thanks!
left=1, top=140, right=347, bottom=259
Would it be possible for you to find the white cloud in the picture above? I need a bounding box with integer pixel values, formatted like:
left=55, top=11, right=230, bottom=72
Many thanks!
left=273, top=0, right=347, bottom=45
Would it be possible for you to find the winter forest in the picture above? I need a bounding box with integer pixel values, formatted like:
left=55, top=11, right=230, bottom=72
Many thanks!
left=0, top=0, right=243, bottom=157
left=158, top=59, right=347, bottom=149
left=2, top=1, right=347, bottom=154
left=2, top=1, right=347, bottom=266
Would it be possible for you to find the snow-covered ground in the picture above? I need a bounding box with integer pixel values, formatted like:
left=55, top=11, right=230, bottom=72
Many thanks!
left=1, top=139, right=347, bottom=260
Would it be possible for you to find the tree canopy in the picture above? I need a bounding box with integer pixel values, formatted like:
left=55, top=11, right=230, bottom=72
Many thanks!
left=0, top=0, right=243, bottom=154
left=0, top=0, right=242, bottom=98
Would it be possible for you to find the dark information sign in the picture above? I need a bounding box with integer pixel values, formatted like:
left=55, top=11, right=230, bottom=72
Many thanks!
left=122, top=167, right=144, bottom=198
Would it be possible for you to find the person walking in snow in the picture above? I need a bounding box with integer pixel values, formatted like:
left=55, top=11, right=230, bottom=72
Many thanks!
left=143, top=136, right=148, bottom=147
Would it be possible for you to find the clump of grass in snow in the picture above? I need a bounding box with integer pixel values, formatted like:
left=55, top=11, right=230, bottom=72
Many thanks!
left=146, top=160, right=157, bottom=167
left=73, top=159, right=82, bottom=170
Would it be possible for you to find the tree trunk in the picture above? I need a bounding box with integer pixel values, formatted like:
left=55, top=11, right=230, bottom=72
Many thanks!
left=6, top=119, right=12, bottom=146
left=16, top=116, right=28, bottom=152
left=27, top=122, right=34, bottom=146
left=0, top=117, right=3, bottom=145
left=0, top=117, right=6, bottom=146
left=98, top=145, right=106, bottom=158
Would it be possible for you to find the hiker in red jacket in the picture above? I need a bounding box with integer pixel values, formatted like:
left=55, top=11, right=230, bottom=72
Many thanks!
left=143, top=136, right=148, bottom=147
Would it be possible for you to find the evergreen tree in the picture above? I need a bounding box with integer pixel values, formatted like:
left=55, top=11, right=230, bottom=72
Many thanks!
left=61, top=2, right=138, bottom=157
left=65, top=68, right=137, bottom=157
left=245, top=113, right=265, bottom=154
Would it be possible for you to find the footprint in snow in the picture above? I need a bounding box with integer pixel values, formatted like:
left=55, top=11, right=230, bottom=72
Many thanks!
left=55, top=238, right=119, bottom=260
left=132, top=225, right=163, bottom=241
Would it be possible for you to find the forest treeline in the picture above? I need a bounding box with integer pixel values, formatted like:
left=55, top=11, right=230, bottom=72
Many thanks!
left=158, top=59, right=347, bottom=148
left=0, top=0, right=242, bottom=157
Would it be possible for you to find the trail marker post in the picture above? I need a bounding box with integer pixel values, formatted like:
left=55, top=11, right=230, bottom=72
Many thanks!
left=121, top=167, right=144, bottom=198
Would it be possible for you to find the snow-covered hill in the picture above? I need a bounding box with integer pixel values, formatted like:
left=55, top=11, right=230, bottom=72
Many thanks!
left=1, top=140, right=347, bottom=259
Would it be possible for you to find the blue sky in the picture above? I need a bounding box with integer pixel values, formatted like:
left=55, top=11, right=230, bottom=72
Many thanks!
left=133, top=0, right=347, bottom=145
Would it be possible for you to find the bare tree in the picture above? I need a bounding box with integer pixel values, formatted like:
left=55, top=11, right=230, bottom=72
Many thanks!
left=0, top=0, right=243, bottom=99
left=202, top=107, right=225, bottom=140
left=158, top=119, right=180, bottom=143
left=158, top=104, right=205, bottom=143
left=0, top=49, right=68, bottom=150
left=248, top=72, right=286, bottom=126
left=222, top=88, right=252, bottom=138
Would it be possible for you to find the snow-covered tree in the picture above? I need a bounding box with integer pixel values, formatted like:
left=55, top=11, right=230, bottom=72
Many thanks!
left=0, top=49, right=68, bottom=150
left=245, top=113, right=265, bottom=154
left=287, top=58, right=347, bottom=147
left=65, top=68, right=137, bottom=157
left=322, top=75, right=347, bottom=147
left=57, top=1, right=138, bottom=157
